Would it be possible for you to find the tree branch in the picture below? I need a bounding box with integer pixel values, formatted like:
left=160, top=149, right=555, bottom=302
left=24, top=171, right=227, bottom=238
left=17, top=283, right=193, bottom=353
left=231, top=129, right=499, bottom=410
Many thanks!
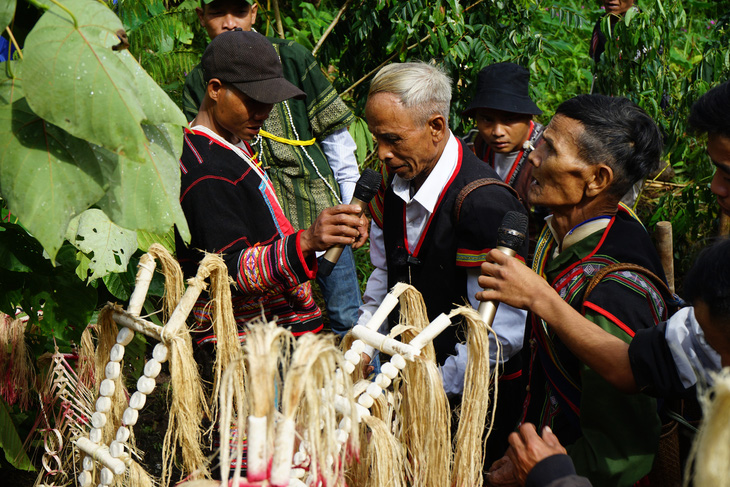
left=312, top=0, right=353, bottom=57
left=272, top=0, right=285, bottom=39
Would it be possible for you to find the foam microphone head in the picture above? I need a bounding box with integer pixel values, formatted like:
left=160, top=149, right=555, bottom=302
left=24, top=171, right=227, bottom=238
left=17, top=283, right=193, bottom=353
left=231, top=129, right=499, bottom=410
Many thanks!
left=353, top=169, right=383, bottom=204
left=497, top=211, right=529, bottom=252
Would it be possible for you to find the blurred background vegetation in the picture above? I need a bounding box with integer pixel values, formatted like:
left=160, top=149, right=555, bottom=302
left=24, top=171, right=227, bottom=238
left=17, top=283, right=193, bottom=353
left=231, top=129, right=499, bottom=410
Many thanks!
left=1, top=0, right=728, bottom=479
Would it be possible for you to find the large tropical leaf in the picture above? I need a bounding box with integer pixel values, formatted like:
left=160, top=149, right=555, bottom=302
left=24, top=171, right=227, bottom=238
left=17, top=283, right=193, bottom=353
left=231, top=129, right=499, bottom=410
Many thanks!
left=0, top=0, right=15, bottom=34
left=0, top=397, right=33, bottom=471
left=0, top=70, right=107, bottom=259
left=65, top=208, right=138, bottom=281
left=94, top=123, right=190, bottom=241
left=21, top=0, right=187, bottom=163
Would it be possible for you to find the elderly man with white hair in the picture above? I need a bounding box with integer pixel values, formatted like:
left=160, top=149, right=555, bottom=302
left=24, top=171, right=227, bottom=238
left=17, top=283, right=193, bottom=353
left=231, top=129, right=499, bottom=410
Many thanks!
left=357, top=61, right=529, bottom=462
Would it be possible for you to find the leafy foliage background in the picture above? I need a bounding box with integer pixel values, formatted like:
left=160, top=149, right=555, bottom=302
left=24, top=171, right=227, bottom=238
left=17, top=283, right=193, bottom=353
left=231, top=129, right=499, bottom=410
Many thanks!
left=0, top=0, right=727, bottom=474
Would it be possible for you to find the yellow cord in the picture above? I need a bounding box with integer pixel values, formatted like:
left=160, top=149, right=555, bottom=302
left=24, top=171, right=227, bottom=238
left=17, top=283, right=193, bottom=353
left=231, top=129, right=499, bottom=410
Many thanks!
left=259, top=129, right=316, bottom=146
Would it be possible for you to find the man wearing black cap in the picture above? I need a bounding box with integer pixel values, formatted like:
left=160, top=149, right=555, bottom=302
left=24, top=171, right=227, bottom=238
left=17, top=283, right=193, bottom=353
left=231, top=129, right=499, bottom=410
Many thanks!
left=175, top=30, right=367, bottom=346
left=183, top=0, right=364, bottom=338
left=463, top=62, right=544, bottom=209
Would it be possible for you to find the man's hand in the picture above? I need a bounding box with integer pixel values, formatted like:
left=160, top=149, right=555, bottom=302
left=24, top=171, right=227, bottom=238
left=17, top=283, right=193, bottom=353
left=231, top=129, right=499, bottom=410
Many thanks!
left=507, top=423, right=567, bottom=485
left=476, top=249, right=554, bottom=313
left=485, top=454, right=520, bottom=487
left=300, top=205, right=366, bottom=256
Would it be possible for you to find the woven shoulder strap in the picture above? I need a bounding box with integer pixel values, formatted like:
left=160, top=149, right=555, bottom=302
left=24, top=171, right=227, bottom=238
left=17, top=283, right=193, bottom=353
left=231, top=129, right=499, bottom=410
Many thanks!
left=453, top=178, right=520, bottom=222
left=583, top=262, right=672, bottom=304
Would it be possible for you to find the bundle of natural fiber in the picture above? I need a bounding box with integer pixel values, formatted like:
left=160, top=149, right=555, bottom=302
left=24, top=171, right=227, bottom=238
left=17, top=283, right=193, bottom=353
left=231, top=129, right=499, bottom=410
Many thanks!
left=276, top=333, right=358, bottom=487
left=450, top=306, right=500, bottom=487
left=76, top=326, right=97, bottom=392
left=0, top=313, right=35, bottom=409
left=160, top=286, right=211, bottom=487
left=199, top=253, right=247, bottom=431
left=243, top=318, right=293, bottom=481
left=348, top=414, right=406, bottom=487
left=95, top=306, right=126, bottom=445
left=218, top=357, right=247, bottom=486
left=396, top=354, right=451, bottom=487
left=381, top=286, right=450, bottom=487
left=685, top=367, right=730, bottom=487
left=146, top=244, right=185, bottom=322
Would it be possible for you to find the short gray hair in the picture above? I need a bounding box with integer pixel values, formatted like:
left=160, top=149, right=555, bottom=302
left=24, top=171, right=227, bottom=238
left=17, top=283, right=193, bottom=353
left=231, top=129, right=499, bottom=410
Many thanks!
left=368, top=62, right=452, bottom=126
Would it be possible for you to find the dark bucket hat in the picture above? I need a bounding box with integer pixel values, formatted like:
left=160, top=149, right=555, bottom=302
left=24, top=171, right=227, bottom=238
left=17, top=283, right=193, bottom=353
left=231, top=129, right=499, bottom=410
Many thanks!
left=462, top=62, right=542, bottom=116
left=202, top=29, right=305, bottom=105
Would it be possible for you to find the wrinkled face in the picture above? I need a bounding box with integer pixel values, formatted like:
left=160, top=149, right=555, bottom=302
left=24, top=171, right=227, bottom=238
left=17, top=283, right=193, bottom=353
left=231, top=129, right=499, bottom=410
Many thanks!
left=474, top=108, right=533, bottom=154
left=707, top=133, right=730, bottom=217
left=693, top=300, right=730, bottom=368
left=602, top=0, right=634, bottom=15
left=197, top=0, right=258, bottom=39
left=527, top=115, right=595, bottom=210
left=365, top=92, right=444, bottom=188
left=212, top=82, right=273, bottom=142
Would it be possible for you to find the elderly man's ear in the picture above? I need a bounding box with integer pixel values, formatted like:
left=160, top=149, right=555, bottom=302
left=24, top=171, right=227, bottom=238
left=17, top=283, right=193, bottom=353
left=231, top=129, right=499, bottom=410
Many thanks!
left=428, top=114, right=448, bottom=142
left=585, top=164, right=614, bottom=197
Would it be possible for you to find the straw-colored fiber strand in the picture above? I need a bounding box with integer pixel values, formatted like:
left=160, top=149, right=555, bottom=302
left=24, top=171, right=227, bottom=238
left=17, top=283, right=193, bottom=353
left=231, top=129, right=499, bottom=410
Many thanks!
left=385, top=285, right=450, bottom=486
left=96, top=306, right=127, bottom=445
left=244, top=319, right=293, bottom=452
left=218, top=357, right=248, bottom=486
left=449, top=306, right=500, bottom=487
left=348, top=415, right=406, bottom=487
left=283, top=333, right=358, bottom=487
left=397, top=355, right=451, bottom=487
left=125, top=459, right=156, bottom=487
left=685, top=367, right=730, bottom=487
left=0, top=313, right=35, bottom=409
left=199, top=253, right=247, bottom=429
left=160, top=320, right=211, bottom=487
left=392, top=283, right=433, bottom=358
left=147, top=243, right=185, bottom=322
left=76, top=326, right=96, bottom=391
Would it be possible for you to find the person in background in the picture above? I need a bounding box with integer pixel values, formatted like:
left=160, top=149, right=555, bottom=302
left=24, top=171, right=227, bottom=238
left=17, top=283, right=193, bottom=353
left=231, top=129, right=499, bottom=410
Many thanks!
left=589, top=0, right=637, bottom=63
left=462, top=62, right=544, bottom=209
left=183, top=0, right=363, bottom=337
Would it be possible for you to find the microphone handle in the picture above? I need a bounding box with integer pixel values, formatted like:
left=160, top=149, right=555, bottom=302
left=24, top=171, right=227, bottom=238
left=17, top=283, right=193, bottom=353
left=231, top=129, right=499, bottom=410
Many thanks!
left=477, top=245, right=518, bottom=324
left=318, top=197, right=367, bottom=277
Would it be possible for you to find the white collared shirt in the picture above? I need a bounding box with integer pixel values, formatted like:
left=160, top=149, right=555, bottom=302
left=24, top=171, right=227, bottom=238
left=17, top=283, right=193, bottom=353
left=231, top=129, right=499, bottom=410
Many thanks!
left=357, top=132, right=527, bottom=395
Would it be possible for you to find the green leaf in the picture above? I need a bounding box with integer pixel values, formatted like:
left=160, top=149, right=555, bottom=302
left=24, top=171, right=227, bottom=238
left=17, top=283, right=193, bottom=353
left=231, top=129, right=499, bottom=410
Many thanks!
left=0, top=0, right=15, bottom=33
left=136, top=227, right=176, bottom=254
left=0, top=75, right=107, bottom=260
left=94, top=123, right=190, bottom=241
left=21, top=0, right=186, bottom=163
left=65, top=209, right=138, bottom=280
left=0, top=397, right=33, bottom=471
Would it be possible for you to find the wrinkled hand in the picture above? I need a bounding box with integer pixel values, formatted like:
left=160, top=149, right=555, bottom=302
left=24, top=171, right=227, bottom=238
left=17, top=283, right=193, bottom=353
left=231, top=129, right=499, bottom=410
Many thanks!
left=300, top=205, right=366, bottom=256
left=476, top=249, right=554, bottom=312
left=485, top=454, right=520, bottom=487
left=507, top=423, right=567, bottom=485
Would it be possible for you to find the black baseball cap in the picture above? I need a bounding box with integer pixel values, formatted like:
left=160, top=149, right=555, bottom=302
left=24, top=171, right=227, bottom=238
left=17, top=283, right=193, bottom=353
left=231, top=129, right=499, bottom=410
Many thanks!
left=462, top=62, right=542, bottom=117
left=202, top=29, right=306, bottom=104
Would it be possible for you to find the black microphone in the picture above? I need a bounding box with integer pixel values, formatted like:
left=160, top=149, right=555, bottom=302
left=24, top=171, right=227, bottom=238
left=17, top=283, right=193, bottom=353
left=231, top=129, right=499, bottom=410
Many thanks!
left=318, top=168, right=383, bottom=277
left=478, top=210, right=529, bottom=323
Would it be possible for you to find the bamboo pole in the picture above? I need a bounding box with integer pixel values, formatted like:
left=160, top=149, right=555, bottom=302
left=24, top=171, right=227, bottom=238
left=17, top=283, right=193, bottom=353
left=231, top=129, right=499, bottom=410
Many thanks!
left=655, top=221, right=675, bottom=294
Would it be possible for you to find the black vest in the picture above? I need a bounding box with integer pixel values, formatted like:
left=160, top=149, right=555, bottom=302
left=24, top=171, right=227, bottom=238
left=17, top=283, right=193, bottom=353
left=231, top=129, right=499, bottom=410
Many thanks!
left=382, top=140, right=527, bottom=363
